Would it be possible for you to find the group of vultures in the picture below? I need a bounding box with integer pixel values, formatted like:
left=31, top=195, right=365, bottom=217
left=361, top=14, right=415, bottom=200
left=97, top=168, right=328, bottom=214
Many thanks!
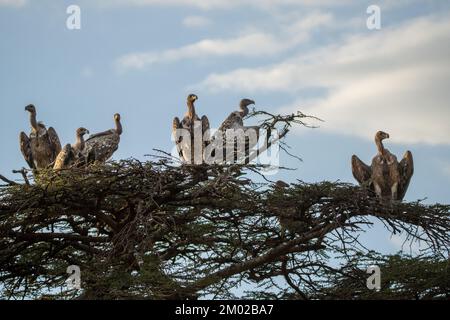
left=20, top=104, right=121, bottom=171
left=18, top=94, right=414, bottom=201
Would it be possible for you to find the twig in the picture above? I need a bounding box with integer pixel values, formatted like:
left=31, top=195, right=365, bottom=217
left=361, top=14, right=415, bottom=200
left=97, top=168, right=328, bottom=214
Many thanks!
left=12, top=168, right=30, bottom=186
left=0, top=174, right=18, bottom=186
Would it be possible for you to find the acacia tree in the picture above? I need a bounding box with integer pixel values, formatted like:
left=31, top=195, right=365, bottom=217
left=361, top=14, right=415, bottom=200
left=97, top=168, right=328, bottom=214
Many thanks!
left=0, top=112, right=449, bottom=300
left=311, top=253, right=449, bottom=300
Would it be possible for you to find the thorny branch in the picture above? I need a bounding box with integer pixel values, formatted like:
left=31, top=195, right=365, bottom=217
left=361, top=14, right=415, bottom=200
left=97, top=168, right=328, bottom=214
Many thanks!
left=0, top=110, right=448, bottom=300
left=0, top=160, right=448, bottom=300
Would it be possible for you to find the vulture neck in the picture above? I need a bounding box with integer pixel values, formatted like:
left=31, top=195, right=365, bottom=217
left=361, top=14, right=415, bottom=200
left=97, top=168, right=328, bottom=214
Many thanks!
left=186, top=100, right=197, bottom=120
left=29, top=112, right=39, bottom=133
left=240, top=104, right=249, bottom=117
left=115, top=118, right=123, bottom=135
left=375, top=137, right=386, bottom=156
left=74, top=133, right=85, bottom=151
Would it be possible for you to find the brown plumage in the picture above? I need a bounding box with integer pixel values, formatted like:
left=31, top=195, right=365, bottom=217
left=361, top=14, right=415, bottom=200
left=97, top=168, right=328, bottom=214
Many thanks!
left=172, top=116, right=184, bottom=159
left=19, top=104, right=62, bottom=170
left=54, top=127, right=89, bottom=170
left=172, top=94, right=210, bottom=164
left=218, top=98, right=255, bottom=131
left=84, top=114, right=122, bottom=163
left=352, top=131, right=414, bottom=201
left=53, top=144, right=76, bottom=171
left=217, top=99, right=259, bottom=163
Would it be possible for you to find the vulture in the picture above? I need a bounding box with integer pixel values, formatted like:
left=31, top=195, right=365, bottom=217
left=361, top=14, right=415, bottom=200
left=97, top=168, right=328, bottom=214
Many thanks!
left=172, top=94, right=210, bottom=164
left=83, top=113, right=122, bottom=163
left=53, top=127, right=90, bottom=170
left=19, top=104, right=62, bottom=170
left=217, top=98, right=260, bottom=163
left=352, top=131, right=414, bottom=201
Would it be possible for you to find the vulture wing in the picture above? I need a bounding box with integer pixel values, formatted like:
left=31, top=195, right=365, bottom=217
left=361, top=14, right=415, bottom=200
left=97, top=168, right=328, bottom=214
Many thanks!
left=398, top=151, right=414, bottom=200
left=86, top=129, right=115, bottom=142
left=201, top=115, right=210, bottom=146
left=172, top=117, right=182, bottom=141
left=47, top=127, right=62, bottom=160
left=172, top=117, right=184, bottom=158
left=19, top=132, right=34, bottom=169
left=201, top=115, right=211, bottom=163
left=219, top=111, right=243, bottom=132
left=84, top=133, right=120, bottom=162
left=351, top=155, right=372, bottom=185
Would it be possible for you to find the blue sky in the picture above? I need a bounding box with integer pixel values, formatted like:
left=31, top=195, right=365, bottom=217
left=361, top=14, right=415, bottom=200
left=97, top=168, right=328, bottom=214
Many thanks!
left=1, top=0, right=449, bottom=255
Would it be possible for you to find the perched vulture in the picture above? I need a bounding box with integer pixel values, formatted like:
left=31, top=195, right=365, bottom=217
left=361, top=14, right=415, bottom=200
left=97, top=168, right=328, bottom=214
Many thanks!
left=53, top=127, right=90, bottom=170
left=219, top=99, right=255, bottom=131
left=19, top=104, right=62, bottom=170
left=172, top=94, right=210, bottom=164
left=84, top=113, right=122, bottom=163
left=352, top=131, right=414, bottom=201
left=217, top=98, right=260, bottom=163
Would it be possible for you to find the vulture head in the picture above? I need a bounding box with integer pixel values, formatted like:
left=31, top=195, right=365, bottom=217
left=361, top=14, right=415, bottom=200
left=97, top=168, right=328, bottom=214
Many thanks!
left=25, top=104, right=36, bottom=114
left=375, top=131, right=390, bottom=155
left=114, top=113, right=123, bottom=135
left=25, top=104, right=41, bottom=134
left=187, top=94, right=198, bottom=104
left=240, top=99, right=255, bottom=108
left=77, top=127, right=90, bottom=137
left=375, top=131, right=390, bottom=142
left=239, top=99, right=255, bottom=117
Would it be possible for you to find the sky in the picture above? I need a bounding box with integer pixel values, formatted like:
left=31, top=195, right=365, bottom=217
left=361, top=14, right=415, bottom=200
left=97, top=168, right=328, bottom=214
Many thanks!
left=1, top=0, right=449, bottom=256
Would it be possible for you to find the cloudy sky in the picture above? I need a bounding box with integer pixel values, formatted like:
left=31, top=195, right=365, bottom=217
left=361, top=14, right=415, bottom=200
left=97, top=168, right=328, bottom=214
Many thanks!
left=1, top=0, right=449, bottom=254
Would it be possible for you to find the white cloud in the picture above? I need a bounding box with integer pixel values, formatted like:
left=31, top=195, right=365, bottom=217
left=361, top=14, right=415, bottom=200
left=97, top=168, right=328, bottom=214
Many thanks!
left=93, top=0, right=350, bottom=10
left=182, top=16, right=211, bottom=28
left=116, top=33, right=305, bottom=70
left=0, top=0, right=26, bottom=7
left=116, top=11, right=333, bottom=70
left=198, top=15, right=450, bottom=145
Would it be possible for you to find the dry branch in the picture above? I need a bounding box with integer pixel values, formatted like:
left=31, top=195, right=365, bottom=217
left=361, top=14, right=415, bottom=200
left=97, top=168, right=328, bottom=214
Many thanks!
left=0, top=160, right=448, bottom=300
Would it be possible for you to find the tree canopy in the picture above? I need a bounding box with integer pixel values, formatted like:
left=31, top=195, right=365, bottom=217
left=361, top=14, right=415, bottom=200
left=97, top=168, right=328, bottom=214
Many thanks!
left=0, top=110, right=448, bottom=300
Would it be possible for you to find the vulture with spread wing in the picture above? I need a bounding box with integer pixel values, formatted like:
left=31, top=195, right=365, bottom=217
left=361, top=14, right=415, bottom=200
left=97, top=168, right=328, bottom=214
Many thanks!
left=19, top=104, right=62, bottom=170
left=83, top=113, right=122, bottom=163
left=217, top=98, right=260, bottom=163
left=352, top=131, right=414, bottom=201
left=172, top=94, right=210, bottom=164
